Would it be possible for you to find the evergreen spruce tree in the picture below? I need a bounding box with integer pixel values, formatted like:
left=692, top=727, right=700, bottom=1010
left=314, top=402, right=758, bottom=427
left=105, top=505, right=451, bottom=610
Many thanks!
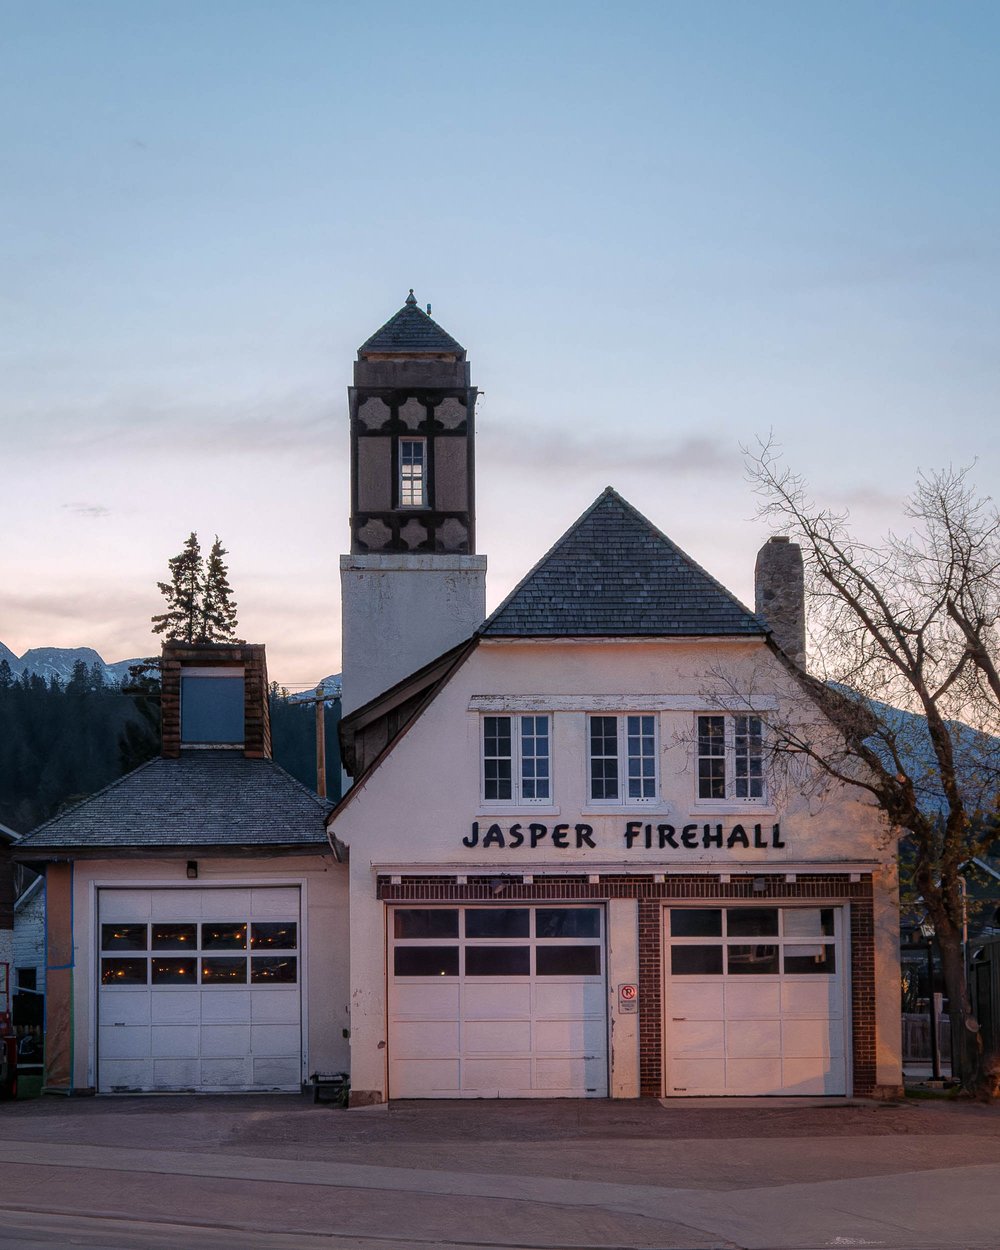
left=151, top=532, right=203, bottom=642
left=200, top=536, right=239, bottom=642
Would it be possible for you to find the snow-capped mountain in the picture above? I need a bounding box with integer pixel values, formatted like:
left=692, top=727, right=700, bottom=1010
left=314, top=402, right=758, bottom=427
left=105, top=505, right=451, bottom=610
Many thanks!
left=0, top=644, right=144, bottom=687
left=288, top=674, right=342, bottom=703
left=0, top=643, right=340, bottom=698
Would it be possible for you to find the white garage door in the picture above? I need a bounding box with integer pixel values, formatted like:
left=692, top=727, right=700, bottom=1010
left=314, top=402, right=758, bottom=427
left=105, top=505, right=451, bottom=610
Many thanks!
left=664, top=905, right=847, bottom=1097
left=97, top=887, right=301, bottom=1092
left=388, top=905, right=607, bottom=1099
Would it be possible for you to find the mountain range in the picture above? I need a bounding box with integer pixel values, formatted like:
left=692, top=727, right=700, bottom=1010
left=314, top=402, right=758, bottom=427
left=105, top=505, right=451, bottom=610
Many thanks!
left=0, top=640, right=342, bottom=698
left=0, top=643, right=144, bottom=687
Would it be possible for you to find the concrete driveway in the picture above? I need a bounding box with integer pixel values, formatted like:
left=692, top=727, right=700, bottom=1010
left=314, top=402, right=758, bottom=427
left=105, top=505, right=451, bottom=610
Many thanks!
left=0, top=1094, right=998, bottom=1249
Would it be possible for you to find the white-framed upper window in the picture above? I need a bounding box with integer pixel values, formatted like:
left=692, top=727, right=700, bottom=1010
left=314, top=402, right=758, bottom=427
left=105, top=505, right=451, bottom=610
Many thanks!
left=399, top=438, right=427, bottom=507
left=588, top=714, right=657, bottom=803
left=482, top=714, right=550, bottom=803
left=697, top=714, right=765, bottom=801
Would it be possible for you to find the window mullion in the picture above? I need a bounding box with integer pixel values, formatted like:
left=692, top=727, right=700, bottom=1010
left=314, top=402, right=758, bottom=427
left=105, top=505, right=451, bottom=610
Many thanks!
left=513, top=716, right=522, bottom=804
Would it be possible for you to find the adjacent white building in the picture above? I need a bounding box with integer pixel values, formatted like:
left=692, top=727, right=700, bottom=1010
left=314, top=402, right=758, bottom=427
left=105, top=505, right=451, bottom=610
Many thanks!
left=16, top=642, right=348, bottom=1094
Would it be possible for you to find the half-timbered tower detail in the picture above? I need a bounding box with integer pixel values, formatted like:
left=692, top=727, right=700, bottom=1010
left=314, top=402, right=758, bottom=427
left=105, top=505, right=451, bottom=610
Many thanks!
left=340, top=292, right=487, bottom=714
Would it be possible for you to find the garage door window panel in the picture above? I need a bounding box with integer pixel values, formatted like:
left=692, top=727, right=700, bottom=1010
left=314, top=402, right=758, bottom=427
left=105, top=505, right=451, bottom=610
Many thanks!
left=536, top=945, right=601, bottom=976
left=152, top=958, right=197, bottom=985
left=465, top=909, right=529, bottom=938
left=784, top=945, right=837, bottom=974
left=669, top=909, right=722, bottom=938
left=251, top=922, right=297, bottom=949
left=727, top=944, right=779, bottom=975
left=670, top=945, right=724, bottom=975
left=394, top=909, right=459, bottom=939
left=394, top=947, right=460, bottom=977
left=202, top=957, right=248, bottom=983
left=152, top=924, right=197, bottom=950
left=101, top=958, right=148, bottom=985
left=202, top=922, right=247, bottom=950
left=783, top=908, right=835, bottom=937
left=535, top=908, right=601, bottom=938
left=102, top=924, right=147, bottom=951
left=727, top=908, right=778, bottom=937
left=465, top=946, right=530, bottom=976
left=251, top=956, right=297, bottom=983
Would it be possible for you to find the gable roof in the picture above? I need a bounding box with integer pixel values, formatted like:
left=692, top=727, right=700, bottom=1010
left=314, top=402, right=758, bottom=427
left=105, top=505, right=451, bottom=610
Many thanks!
left=359, top=292, right=465, bottom=358
left=14, top=752, right=332, bottom=857
left=480, top=487, right=765, bottom=639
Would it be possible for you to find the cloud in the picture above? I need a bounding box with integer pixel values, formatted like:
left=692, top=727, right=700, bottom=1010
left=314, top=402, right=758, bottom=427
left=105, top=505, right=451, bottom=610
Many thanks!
left=62, top=502, right=111, bottom=518
left=3, top=389, right=338, bottom=468
left=482, top=426, right=739, bottom=479
left=833, top=485, right=903, bottom=512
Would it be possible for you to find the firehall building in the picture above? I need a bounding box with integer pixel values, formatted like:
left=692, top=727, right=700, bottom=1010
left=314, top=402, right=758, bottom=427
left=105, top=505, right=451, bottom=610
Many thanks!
left=330, top=295, right=903, bottom=1104
left=17, top=294, right=903, bottom=1101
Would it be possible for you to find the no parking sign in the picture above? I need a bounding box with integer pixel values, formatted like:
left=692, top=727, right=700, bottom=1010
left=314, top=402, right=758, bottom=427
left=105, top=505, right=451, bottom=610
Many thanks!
left=617, top=982, right=638, bottom=1013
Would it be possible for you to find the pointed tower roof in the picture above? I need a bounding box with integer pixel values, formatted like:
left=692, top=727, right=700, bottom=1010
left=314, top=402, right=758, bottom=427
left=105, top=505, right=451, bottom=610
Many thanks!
left=358, top=290, right=466, bottom=358
left=480, top=488, right=765, bottom=639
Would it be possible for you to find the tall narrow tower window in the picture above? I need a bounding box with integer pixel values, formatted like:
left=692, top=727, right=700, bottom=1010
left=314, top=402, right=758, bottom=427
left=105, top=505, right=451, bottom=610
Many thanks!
left=399, top=438, right=427, bottom=507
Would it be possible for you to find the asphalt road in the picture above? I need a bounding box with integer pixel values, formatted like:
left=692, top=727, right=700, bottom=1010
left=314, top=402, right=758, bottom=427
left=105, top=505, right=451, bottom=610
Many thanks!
left=1, top=1093, right=999, bottom=1250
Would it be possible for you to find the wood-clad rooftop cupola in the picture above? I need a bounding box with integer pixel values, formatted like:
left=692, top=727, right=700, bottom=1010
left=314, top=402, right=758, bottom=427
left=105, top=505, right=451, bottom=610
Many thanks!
left=349, top=290, right=477, bottom=556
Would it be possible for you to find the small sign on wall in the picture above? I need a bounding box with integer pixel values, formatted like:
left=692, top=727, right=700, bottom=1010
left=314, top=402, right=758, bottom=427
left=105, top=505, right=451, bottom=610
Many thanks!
left=618, top=983, right=638, bottom=1014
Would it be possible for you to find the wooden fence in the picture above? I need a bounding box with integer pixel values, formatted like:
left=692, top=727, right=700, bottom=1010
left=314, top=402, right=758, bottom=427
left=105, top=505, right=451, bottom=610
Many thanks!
left=902, top=1012, right=952, bottom=1062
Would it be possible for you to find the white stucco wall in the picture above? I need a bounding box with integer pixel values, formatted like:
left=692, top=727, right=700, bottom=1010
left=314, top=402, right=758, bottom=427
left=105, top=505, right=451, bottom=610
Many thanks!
left=340, top=553, right=487, bottom=714
left=332, top=636, right=902, bottom=1102
left=607, top=898, right=640, bottom=1097
left=65, top=851, right=348, bottom=1092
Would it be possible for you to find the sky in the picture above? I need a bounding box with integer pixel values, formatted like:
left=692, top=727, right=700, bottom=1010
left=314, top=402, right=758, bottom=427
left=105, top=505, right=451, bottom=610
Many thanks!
left=2, top=0, right=998, bottom=689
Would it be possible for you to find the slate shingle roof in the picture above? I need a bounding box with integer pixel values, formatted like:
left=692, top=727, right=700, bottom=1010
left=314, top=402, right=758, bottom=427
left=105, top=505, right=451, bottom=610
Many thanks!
left=16, top=753, right=331, bottom=852
left=359, top=293, right=465, bottom=357
left=480, top=487, right=765, bottom=639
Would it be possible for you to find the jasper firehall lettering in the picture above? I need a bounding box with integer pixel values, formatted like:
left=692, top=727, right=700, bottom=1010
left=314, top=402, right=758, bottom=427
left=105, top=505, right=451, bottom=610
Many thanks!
left=464, top=821, right=780, bottom=850
left=463, top=821, right=596, bottom=849
left=623, top=821, right=784, bottom=851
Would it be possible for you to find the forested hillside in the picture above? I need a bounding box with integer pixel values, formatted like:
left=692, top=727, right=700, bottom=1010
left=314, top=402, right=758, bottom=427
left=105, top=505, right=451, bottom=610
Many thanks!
left=0, top=658, right=340, bottom=834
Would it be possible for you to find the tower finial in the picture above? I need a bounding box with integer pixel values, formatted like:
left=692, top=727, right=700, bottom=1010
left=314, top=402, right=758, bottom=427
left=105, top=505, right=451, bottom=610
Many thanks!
left=405, top=288, right=417, bottom=306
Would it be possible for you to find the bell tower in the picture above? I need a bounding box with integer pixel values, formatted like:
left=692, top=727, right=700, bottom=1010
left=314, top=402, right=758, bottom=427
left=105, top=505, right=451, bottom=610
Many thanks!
left=340, top=291, right=487, bottom=715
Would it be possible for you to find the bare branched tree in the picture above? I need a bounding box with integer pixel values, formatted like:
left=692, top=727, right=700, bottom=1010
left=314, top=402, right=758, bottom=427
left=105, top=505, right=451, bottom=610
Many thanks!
left=745, top=440, right=1000, bottom=1095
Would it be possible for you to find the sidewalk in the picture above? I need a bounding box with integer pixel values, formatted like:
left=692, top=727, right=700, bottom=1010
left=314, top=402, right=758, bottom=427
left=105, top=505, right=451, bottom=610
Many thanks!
left=1, top=1094, right=998, bottom=1249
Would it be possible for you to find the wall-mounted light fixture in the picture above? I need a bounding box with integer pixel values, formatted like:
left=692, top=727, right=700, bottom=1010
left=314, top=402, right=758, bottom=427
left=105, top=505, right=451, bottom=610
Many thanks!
left=186, top=860, right=198, bottom=880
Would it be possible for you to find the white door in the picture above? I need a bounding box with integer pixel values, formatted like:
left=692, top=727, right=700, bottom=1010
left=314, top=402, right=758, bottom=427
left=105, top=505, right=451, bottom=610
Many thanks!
left=388, top=905, right=608, bottom=1098
left=663, top=905, right=847, bottom=1096
left=97, top=887, right=301, bottom=1092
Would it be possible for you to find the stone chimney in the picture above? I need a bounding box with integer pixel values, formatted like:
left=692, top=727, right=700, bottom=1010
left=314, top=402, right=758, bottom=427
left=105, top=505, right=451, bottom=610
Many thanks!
left=160, top=641, right=271, bottom=760
left=754, top=537, right=806, bottom=669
